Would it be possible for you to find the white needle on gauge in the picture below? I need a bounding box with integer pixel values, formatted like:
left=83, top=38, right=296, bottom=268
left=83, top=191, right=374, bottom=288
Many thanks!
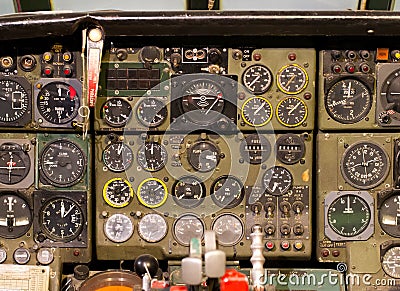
left=117, top=143, right=123, bottom=155
left=58, top=87, right=62, bottom=97
left=61, top=201, right=65, bottom=218
left=254, top=102, right=265, bottom=115
left=0, top=96, right=6, bottom=101
left=150, top=143, right=154, bottom=155
left=347, top=82, right=352, bottom=98
left=288, top=102, right=301, bottom=115
left=248, top=75, right=261, bottom=88
left=63, top=204, right=75, bottom=218
left=285, top=74, right=296, bottom=89
left=205, top=96, right=221, bottom=115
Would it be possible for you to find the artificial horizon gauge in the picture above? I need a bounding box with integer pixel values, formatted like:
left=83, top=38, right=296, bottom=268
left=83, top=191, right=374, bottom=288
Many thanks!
left=101, top=98, right=132, bottom=127
left=104, top=213, right=134, bottom=243
left=137, top=142, right=167, bottom=172
left=36, top=81, right=80, bottom=124
left=211, top=175, right=244, bottom=208
left=241, top=96, right=272, bottom=127
left=137, top=97, right=167, bottom=127
left=277, top=64, right=308, bottom=94
left=137, top=177, right=168, bottom=208
left=172, top=176, right=206, bottom=208
left=378, top=193, right=400, bottom=237
left=242, top=64, right=273, bottom=94
left=340, top=141, right=389, bottom=189
left=382, top=246, right=400, bottom=278
left=181, top=79, right=224, bottom=125
left=275, top=133, right=305, bottom=164
left=212, top=213, right=243, bottom=246
left=0, top=193, right=32, bottom=239
left=276, top=96, right=307, bottom=127
left=39, top=197, right=83, bottom=242
left=39, top=139, right=86, bottom=187
left=187, top=140, right=220, bottom=172
left=102, top=142, right=133, bottom=172
left=0, top=142, right=30, bottom=185
left=263, top=166, right=293, bottom=196
left=325, top=79, right=371, bottom=124
left=173, top=214, right=205, bottom=246
left=103, top=178, right=134, bottom=208
left=0, top=78, right=30, bottom=124
left=138, top=213, right=168, bottom=243
left=239, top=134, right=271, bottom=164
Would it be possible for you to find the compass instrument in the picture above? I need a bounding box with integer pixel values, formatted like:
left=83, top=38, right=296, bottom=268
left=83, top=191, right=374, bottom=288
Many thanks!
left=277, top=64, right=308, bottom=94
left=211, top=175, right=244, bottom=208
left=172, top=176, right=205, bottom=208
left=212, top=213, right=243, bottom=246
left=137, top=97, right=167, bottom=128
left=173, top=214, right=205, bottom=246
left=263, top=166, right=293, bottom=196
left=137, top=142, right=167, bottom=172
left=104, top=213, right=133, bottom=243
left=340, top=141, right=389, bottom=189
left=240, top=134, right=271, bottom=164
left=187, top=140, right=220, bottom=172
left=241, top=96, right=273, bottom=127
left=103, top=178, right=134, bottom=208
left=138, top=213, right=168, bottom=243
left=101, top=98, right=132, bottom=127
left=0, top=193, right=31, bottom=239
left=325, top=79, right=371, bottom=124
left=382, top=246, right=400, bottom=279
left=276, top=97, right=307, bottom=127
left=137, top=177, right=168, bottom=208
left=242, top=65, right=273, bottom=94
left=39, top=139, right=86, bottom=187
left=0, top=142, right=30, bottom=185
left=39, top=197, right=83, bottom=242
left=102, top=142, right=133, bottom=172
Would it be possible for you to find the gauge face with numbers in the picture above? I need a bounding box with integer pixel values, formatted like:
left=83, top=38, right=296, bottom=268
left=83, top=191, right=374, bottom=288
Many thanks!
left=102, top=142, right=133, bottom=172
left=37, top=82, right=80, bottom=124
left=172, top=176, right=206, bottom=208
left=0, top=193, right=32, bottom=239
left=137, top=142, right=167, bottom=172
left=39, top=139, right=86, bottom=187
left=173, top=214, right=205, bottom=246
left=104, top=213, right=133, bottom=243
left=277, top=64, right=308, bottom=94
left=378, top=193, right=400, bottom=238
left=211, top=175, right=244, bottom=208
left=212, top=214, right=243, bottom=246
left=340, top=141, right=389, bottom=189
left=0, top=142, right=31, bottom=185
left=137, top=178, right=168, bottom=208
left=0, top=79, right=30, bottom=124
left=263, top=166, right=293, bottom=196
left=103, top=178, right=134, bottom=208
left=242, top=65, right=273, bottom=94
left=241, top=97, right=273, bottom=127
left=276, top=97, right=307, bottom=127
left=102, top=98, right=132, bottom=127
left=138, top=213, right=168, bottom=243
left=137, top=97, right=167, bottom=128
left=187, top=140, right=220, bottom=172
left=240, top=134, right=271, bottom=164
left=382, top=246, right=400, bottom=278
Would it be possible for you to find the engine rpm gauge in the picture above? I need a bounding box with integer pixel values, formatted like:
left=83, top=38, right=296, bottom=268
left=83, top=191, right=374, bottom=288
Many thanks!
left=242, top=65, right=273, bottom=94
left=382, top=246, right=400, bottom=279
left=187, top=140, right=220, bottom=172
left=172, top=176, right=205, bottom=208
left=263, top=166, right=293, bottom=196
left=212, top=214, right=243, bottom=246
left=138, top=213, right=167, bottom=243
left=102, top=142, right=133, bottom=172
left=137, top=97, right=167, bottom=128
left=0, top=193, right=32, bottom=239
left=173, top=214, right=205, bottom=246
left=325, top=79, right=371, bottom=124
left=102, top=98, right=132, bottom=127
left=0, top=78, right=30, bottom=125
left=103, top=178, right=134, bottom=208
left=379, top=193, right=400, bottom=237
left=137, top=178, right=168, bottom=208
left=211, top=175, right=244, bottom=208
left=104, top=213, right=133, bottom=243
left=276, top=97, right=307, bottom=127
left=277, top=64, right=308, bottom=94
left=241, top=97, right=273, bottom=127
left=137, top=142, right=167, bottom=172
left=36, top=81, right=80, bottom=124
left=0, top=142, right=31, bottom=185
left=39, top=139, right=86, bottom=187
left=340, top=141, right=389, bottom=189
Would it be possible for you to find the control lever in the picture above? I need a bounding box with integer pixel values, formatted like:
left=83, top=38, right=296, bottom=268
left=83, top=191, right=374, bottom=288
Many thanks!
left=181, top=237, right=203, bottom=286
left=250, top=225, right=265, bottom=290
left=134, top=254, right=159, bottom=291
left=204, top=230, right=226, bottom=278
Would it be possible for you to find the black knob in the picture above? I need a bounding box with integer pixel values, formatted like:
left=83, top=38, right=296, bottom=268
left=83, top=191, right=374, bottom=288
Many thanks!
left=116, top=49, right=128, bottom=61
left=140, top=46, right=161, bottom=63
left=74, top=265, right=90, bottom=280
left=208, top=48, right=222, bottom=64
left=134, top=254, right=159, bottom=278
left=36, top=233, right=46, bottom=243
left=331, top=50, right=342, bottom=60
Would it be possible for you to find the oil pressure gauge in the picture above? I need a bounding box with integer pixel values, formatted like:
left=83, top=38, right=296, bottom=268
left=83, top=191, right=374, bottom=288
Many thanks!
left=172, top=176, right=205, bottom=208
left=242, top=65, right=272, bottom=94
left=0, top=193, right=32, bottom=239
left=101, top=98, right=132, bottom=127
left=102, top=142, right=133, bottom=172
left=382, top=246, right=400, bottom=278
left=277, top=64, right=308, bottom=94
left=211, top=176, right=244, bottom=208
left=138, top=213, right=167, bottom=243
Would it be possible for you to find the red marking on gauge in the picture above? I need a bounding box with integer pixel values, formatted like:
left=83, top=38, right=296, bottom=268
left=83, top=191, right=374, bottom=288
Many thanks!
left=217, top=93, right=223, bottom=98
left=69, top=86, right=76, bottom=100
left=7, top=161, right=16, bottom=167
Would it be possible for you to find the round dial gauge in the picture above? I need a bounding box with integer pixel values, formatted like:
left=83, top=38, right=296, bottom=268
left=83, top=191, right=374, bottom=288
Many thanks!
left=0, top=193, right=31, bottom=239
left=37, top=82, right=80, bottom=124
left=138, top=213, right=168, bottom=243
left=39, top=139, right=86, bottom=187
left=276, top=97, right=307, bottom=127
left=263, top=166, right=293, bottom=196
left=379, top=194, right=400, bottom=237
left=103, top=178, right=134, bottom=208
left=0, top=79, right=30, bottom=123
left=242, top=65, right=273, bottom=94
left=137, top=178, right=168, bottom=208
left=325, top=79, right=371, bottom=124
left=104, top=213, right=133, bottom=243
left=173, top=214, right=205, bottom=246
left=102, top=142, right=133, bottom=172
left=137, top=97, right=167, bottom=128
left=340, top=141, right=389, bottom=189
left=0, top=143, right=30, bottom=185
left=275, top=134, right=305, bottom=164
left=382, top=246, right=400, bottom=279
left=181, top=79, right=224, bottom=125
left=379, top=68, right=400, bottom=117
left=277, top=64, right=308, bottom=94
left=40, top=197, right=83, bottom=242
left=102, top=98, right=132, bottom=127
left=327, top=194, right=371, bottom=237
left=240, top=134, right=271, bottom=164
left=172, top=176, right=205, bottom=208
left=211, top=176, right=244, bottom=208
left=188, top=140, right=220, bottom=172
left=137, top=142, right=167, bottom=172
left=212, top=214, right=243, bottom=246
left=241, top=97, right=273, bottom=127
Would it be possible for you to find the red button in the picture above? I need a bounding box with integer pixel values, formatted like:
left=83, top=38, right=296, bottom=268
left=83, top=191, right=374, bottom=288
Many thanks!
left=346, top=64, right=355, bottom=73
left=281, top=241, right=290, bottom=250
left=265, top=241, right=274, bottom=250
left=43, top=67, right=52, bottom=76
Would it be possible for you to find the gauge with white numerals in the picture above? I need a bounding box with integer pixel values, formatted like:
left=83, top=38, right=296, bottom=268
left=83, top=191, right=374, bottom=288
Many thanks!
left=138, top=213, right=168, bottom=243
left=104, top=213, right=134, bottom=243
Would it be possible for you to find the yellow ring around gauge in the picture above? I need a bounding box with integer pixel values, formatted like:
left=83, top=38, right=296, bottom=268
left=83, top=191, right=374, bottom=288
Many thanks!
left=137, top=177, right=168, bottom=208
left=276, top=64, right=309, bottom=95
left=276, top=96, right=308, bottom=127
left=241, top=96, right=273, bottom=127
left=103, top=178, right=134, bottom=208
